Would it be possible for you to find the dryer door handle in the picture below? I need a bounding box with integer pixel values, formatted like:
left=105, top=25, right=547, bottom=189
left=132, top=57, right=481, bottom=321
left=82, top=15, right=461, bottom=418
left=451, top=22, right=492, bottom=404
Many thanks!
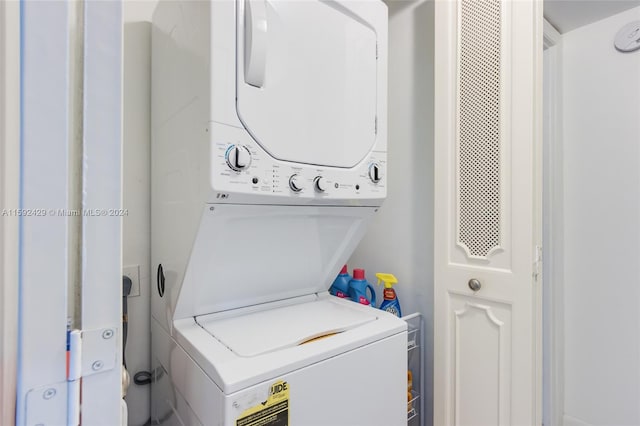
left=244, top=0, right=268, bottom=88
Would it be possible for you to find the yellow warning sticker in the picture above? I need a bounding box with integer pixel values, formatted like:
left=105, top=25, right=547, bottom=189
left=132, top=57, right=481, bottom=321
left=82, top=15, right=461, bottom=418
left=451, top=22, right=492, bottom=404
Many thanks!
left=236, top=380, right=290, bottom=426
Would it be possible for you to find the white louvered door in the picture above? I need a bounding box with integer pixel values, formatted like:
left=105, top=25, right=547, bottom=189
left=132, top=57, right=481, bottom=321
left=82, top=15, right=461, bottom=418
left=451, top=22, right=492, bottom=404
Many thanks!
left=434, top=0, right=543, bottom=425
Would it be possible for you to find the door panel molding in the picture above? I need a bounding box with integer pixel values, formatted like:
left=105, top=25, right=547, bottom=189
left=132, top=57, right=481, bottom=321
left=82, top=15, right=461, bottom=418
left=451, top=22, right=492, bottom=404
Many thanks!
left=451, top=297, right=512, bottom=426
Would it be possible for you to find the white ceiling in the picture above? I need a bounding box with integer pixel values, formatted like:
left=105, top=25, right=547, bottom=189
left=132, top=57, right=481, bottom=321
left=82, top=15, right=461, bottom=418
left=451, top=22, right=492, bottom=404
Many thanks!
left=544, top=0, right=640, bottom=33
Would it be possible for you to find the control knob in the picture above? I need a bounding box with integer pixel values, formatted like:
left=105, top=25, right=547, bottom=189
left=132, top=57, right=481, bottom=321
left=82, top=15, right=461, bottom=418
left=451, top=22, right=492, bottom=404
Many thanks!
left=314, top=176, right=327, bottom=193
left=225, top=145, right=252, bottom=172
left=369, top=163, right=382, bottom=183
left=289, top=174, right=304, bottom=192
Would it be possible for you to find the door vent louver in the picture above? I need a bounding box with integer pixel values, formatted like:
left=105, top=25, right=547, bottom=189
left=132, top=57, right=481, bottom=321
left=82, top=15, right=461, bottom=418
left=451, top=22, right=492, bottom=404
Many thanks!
left=456, top=0, right=503, bottom=259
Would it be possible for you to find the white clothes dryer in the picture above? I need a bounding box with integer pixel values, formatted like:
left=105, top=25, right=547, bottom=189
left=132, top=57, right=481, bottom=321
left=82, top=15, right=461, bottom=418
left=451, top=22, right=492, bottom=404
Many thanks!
left=151, top=1, right=405, bottom=425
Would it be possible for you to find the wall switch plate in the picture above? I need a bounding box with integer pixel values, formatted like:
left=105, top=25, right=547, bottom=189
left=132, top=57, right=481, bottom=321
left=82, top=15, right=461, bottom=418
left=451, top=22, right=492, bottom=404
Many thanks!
left=123, top=265, right=140, bottom=297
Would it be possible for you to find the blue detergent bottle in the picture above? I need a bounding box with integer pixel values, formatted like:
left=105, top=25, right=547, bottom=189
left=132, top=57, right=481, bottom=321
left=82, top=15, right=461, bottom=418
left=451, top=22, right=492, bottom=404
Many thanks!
left=376, top=273, right=402, bottom=317
left=348, top=268, right=377, bottom=307
left=329, top=265, right=351, bottom=299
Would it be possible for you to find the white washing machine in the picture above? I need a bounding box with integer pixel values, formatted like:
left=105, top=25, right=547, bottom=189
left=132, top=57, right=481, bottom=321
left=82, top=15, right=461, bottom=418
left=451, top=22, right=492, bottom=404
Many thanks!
left=151, top=1, right=406, bottom=425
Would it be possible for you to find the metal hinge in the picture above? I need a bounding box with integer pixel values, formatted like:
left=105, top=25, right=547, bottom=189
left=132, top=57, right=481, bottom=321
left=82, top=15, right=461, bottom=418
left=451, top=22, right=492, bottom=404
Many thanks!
left=374, top=116, right=378, bottom=134
left=70, top=327, right=119, bottom=425
left=25, top=326, right=118, bottom=426
left=533, top=245, right=542, bottom=281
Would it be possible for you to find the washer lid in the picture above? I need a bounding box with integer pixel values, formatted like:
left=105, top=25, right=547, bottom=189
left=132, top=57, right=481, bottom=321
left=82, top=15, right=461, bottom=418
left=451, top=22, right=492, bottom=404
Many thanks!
left=172, top=205, right=378, bottom=320
left=236, top=0, right=380, bottom=168
left=197, top=298, right=378, bottom=357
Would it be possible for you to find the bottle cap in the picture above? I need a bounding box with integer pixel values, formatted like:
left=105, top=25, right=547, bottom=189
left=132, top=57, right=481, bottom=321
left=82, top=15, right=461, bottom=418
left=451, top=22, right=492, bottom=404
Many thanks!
left=353, top=268, right=365, bottom=280
left=340, top=265, right=348, bottom=275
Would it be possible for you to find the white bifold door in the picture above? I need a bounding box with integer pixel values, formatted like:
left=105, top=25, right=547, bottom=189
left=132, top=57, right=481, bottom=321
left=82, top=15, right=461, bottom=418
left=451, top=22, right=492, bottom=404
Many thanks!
left=434, top=0, right=543, bottom=425
left=14, top=2, right=123, bottom=425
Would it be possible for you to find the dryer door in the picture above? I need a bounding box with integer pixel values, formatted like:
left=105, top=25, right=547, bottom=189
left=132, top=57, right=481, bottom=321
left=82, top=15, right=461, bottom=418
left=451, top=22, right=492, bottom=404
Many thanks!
left=236, top=0, right=380, bottom=168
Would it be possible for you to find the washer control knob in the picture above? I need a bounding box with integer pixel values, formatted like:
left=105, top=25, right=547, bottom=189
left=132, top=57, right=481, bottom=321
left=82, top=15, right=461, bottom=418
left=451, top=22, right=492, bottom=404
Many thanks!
left=289, top=174, right=304, bottom=192
left=225, top=145, right=252, bottom=171
left=314, top=176, right=327, bottom=193
left=369, top=163, right=382, bottom=183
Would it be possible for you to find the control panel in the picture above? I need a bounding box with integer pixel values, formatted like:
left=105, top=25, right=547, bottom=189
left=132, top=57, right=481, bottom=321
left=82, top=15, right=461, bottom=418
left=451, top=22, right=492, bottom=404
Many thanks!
left=209, top=123, right=386, bottom=204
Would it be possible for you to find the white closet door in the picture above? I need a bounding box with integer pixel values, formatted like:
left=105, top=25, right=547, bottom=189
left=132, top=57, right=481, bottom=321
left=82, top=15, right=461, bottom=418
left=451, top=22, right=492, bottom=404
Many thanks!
left=15, top=2, right=123, bottom=424
left=434, top=0, right=543, bottom=425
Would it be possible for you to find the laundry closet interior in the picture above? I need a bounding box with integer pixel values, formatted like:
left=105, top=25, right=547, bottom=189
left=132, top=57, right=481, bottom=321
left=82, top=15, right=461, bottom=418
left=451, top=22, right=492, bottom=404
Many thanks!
left=115, top=0, right=639, bottom=425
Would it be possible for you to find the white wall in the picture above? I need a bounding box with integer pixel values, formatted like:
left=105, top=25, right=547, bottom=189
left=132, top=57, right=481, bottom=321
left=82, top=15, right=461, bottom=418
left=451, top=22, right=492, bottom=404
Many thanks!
left=123, top=1, right=157, bottom=425
left=349, top=0, right=434, bottom=424
left=561, top=6, right=640, bottom=425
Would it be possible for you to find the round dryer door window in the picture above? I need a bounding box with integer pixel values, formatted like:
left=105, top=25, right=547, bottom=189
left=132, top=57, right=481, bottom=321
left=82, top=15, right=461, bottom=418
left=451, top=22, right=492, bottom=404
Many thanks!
left=236, top=0, right=379, bottom=168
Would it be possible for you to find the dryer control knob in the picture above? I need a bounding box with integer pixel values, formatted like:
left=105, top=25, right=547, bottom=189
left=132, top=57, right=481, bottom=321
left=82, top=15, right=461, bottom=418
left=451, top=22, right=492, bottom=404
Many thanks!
left=369, top=163, right=382, bottom=183
left=314, top=176, right=327, bottom=193
left=289, top=174, right=304, bottom=192
left=225, top=145, right=252, bottom=172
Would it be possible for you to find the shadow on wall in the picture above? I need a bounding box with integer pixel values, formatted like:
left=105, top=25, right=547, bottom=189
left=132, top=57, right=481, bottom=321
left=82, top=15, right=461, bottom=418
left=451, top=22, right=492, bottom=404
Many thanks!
left=386, top=0, right=420, bottom=16
left=350, top=0, right=435, bottom=424
left=411, top=2, right=435, bottom=423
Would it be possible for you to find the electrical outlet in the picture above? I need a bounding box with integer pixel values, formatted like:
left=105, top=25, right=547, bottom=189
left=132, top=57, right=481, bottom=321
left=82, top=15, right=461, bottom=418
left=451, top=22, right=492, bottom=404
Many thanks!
left=123, top=265, right=140, bottom=297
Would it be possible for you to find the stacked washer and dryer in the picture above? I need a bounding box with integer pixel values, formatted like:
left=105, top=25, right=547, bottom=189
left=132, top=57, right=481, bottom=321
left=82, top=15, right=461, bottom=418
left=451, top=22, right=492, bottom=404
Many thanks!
left=151, top=0, right=406, bottom=424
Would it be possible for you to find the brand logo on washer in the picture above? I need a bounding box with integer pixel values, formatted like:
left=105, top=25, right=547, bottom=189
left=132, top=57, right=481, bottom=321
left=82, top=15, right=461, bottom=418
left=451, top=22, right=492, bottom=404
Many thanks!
left=270, top=381, right=288, bottom=396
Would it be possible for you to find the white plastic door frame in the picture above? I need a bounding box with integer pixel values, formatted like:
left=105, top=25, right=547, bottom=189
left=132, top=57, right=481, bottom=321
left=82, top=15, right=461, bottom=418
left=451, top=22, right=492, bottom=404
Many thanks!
left=80, top=2, right=123, bottom=425
left=0, top=1, right=20, bottom=424
left=16, top=2, right=72, bottom=424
